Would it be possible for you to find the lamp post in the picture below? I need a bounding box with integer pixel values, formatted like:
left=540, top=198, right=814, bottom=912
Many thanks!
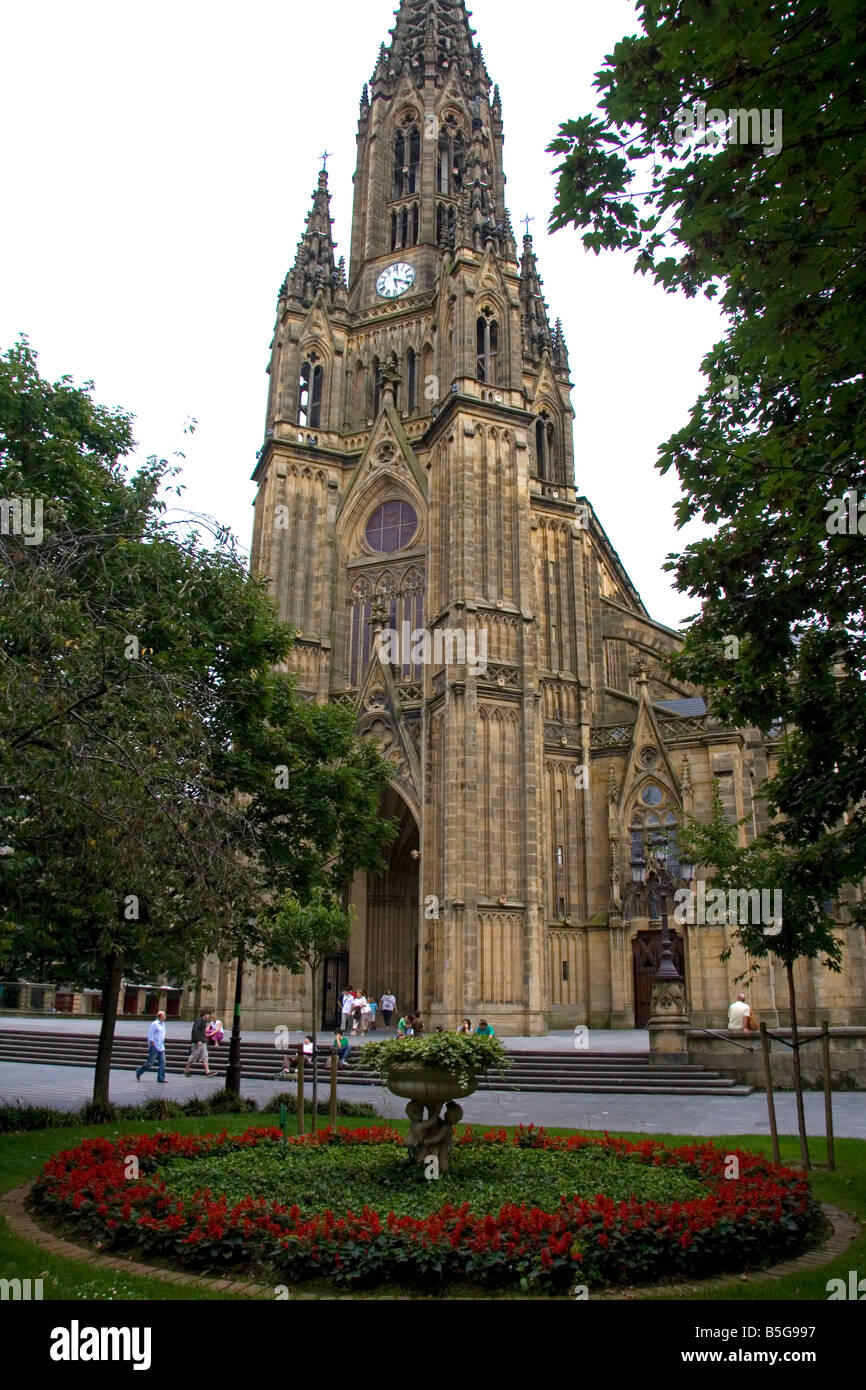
left=629, top=835, right=695, bottom=1056
left=225, top=921, right=255, bottom=1095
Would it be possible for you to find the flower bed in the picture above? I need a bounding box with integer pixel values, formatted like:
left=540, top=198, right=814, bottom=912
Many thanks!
left=29, top=1125, right=820, bottom=1292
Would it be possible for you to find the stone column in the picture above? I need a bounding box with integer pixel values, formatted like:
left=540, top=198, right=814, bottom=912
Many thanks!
left=648, top=977, right=690, bottom=1056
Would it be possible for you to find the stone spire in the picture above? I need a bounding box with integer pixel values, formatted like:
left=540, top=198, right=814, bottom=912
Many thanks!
left=519, top=232, right=553, bottom=364
left=282, top=167, right=343, bottom=310
left=553, top=317, right=570, bottom=374
left=389, top=0, right=482, bottom=73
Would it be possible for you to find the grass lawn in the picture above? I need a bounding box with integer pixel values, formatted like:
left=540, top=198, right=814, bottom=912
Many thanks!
left=1, top=1116, right=861, bottom=1301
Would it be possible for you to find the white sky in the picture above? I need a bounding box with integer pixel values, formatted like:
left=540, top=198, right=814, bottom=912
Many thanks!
left=0, top=0, right=724, bottom=631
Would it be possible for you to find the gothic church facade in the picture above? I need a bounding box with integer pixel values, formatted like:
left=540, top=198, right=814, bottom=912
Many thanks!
left=199, top=0, right=866, bottom=1034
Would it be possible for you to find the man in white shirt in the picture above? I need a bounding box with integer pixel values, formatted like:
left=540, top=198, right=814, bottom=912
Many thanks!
left=136, top=1010, right=167, bottom=1082
left=341, top=990, right=355, bottom=1032
left=727, top=994, right=752, bottom=1031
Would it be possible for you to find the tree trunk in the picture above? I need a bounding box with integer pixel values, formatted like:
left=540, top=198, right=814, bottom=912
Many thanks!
left=310, top=961, right=318, bottom=1134
left=785, top=959, right=811, bottom=1170
left=225, top=949, right=245, bottom=1095
left=93, top=950, right=124, bottom=1107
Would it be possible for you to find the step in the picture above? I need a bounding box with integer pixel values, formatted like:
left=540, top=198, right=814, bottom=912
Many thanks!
left=0, top=1031, right=754, bottom=1097
left=0, top=1050, right=753, bottom=1095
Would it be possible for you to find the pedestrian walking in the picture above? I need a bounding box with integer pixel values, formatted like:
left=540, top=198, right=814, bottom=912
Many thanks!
left=351, top=992, right=367, bottom=1035
left=341, top=989, right=355, bottom=1032
left=361, top=993, right=373, bottom=1034
left=135, top=1010, right=168, bottom=1083
left=380, top=990, right=396, bottom=1028
left=368, top=996, right=379, bottom=1030
left=184, top=1011, right=214, bottom=1076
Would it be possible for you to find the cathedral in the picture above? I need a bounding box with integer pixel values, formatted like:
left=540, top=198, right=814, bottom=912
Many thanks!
left=199, top=0, right=866, bottom=1035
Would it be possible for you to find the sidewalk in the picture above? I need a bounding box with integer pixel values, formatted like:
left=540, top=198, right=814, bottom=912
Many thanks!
left=1, top=1060, right=863, bottom=1138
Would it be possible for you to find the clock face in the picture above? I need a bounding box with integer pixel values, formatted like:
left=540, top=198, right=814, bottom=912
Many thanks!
left=376, top=262, right=416, bottom=299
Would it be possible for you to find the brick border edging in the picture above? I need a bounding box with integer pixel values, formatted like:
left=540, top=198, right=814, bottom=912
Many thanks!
left=1, top=1183, right=859, bottom=1302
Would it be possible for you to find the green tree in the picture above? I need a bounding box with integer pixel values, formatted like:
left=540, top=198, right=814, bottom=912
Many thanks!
left=218, top=685, right=397, bottom=1098
left=0, top=341, right=295, bottom=1102
left=260, top=889, right=354, bottom=1130
left=548, top=1, right=866, bottom=950
left=677, top=789, right=840, bottom=1168
left=0, top=340, right=395, bottom=1104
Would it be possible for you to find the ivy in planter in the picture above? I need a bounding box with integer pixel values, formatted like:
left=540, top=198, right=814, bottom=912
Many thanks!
left=362, top=1032, right=509, bottom=1090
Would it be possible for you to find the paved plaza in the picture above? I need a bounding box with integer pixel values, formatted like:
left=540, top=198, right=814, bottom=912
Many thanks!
left=0, top=1018, right=862, bottom=1138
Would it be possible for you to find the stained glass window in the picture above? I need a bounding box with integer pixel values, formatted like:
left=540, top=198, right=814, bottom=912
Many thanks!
left=365, top=501, right=418, bottom=554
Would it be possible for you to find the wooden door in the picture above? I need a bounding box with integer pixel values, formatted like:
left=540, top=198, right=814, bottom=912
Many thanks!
left=632, top=929, right=685, bottom=1027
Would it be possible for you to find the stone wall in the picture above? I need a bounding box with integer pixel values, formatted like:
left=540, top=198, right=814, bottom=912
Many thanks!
left=687, top=1028, right=866, bottom=1090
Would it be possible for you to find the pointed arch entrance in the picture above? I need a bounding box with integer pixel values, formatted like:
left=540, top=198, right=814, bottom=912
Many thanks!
left=364, top=785, right=420, bottom=1017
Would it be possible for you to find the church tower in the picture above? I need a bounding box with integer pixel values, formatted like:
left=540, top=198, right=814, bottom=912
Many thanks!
left=243, top=0, right=866, bottom=1035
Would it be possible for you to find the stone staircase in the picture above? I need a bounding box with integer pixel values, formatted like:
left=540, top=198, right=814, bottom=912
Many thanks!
left=0, top=1028, right=753, bottom=1096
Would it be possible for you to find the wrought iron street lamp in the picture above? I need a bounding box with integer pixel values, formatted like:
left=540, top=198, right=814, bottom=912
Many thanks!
left=630, top=836, right=694, bottom=984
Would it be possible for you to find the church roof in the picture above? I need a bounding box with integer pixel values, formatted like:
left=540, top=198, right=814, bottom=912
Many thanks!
left=655, top=697, right=708, bottom=717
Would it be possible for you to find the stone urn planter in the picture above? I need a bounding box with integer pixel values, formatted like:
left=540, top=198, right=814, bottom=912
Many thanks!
left=387, top=1066, right=477, bottom=1174
left=364, top=1034, right=506, bottom=1174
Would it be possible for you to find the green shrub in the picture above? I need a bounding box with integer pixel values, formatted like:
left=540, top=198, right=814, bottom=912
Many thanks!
left=262, top=1091, right=300, bottom=1114
left=179, top=1097, right=208, bottom=1116
left=138, top=1097, right=185, bottom=1120
left=204, top=1089, right=259, bottom=1115
left=79, top=1101, right=118, bottom=1125
left=362, top=1032, right=508, bottom=1088
left=0, top=1103, right=80, bottom=1133
left=261, top=1093, right=377, bottom=1118
left=336, top=1099, right=378, bottom=1117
